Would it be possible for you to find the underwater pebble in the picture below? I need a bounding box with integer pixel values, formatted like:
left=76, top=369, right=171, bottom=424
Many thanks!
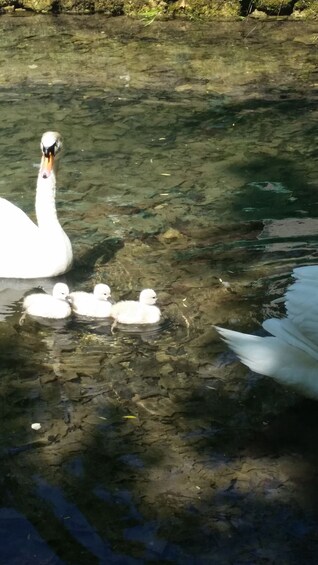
left=31, top=423, right=41, bottom=431
left=155, top=351, right=170, bottom=363
left=159, top=228, right=182, bottom=242
left=159, top=363, right=174, bottom=376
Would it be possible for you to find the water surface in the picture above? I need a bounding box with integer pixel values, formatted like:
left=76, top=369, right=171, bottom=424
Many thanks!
left=0, top=14, right=317, bottom=564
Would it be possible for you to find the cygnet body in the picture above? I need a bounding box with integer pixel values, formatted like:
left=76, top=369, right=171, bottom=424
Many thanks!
left=23, top=282, right=71, bottom=319
left=111, top=288, right=161, bottom=325
left=69, top=283, right=112, bottom=318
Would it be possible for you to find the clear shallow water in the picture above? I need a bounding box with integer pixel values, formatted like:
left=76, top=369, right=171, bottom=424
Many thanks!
left=0, top=14, right=318, bottom=564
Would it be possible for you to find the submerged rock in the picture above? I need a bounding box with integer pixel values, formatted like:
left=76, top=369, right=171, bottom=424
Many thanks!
left=158, top=228, right=183, bottom=242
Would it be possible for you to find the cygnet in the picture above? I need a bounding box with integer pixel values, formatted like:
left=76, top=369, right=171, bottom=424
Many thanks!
left=21, top=282, right=71, bottom=321
left=69, top=283, right=112, bottom=318
left=110, top=288, right=161, bottom=325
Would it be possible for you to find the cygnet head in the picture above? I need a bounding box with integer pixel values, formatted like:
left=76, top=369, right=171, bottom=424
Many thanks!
left=93, top=283, right=111, bottom=300
left=139, top=288, right=157, bottom=305
left=52, top=282, right=70, bottom=300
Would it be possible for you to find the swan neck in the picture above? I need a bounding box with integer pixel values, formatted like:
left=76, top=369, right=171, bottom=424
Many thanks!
left=35, top=166, right=59, bottom=229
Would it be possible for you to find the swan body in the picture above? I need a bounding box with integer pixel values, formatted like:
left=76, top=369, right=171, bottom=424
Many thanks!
left=22, top=283, right=71, bottom=319
left=69, top=284, right=112, bottom=317
left=0, top=131, right=73, bottom=279
left=215, top=266, right=318, bottom=400
left=111, top=288, right=161, bottom=325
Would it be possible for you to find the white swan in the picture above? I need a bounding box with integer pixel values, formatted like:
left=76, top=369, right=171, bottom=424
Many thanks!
left=215, top=265, right=318, bottom=400
left=110, top=288, right=161, bottom=325
left=22, top=282, right=71, bottom=320
left=0, top=131, right=73, bottom=279
left=69, top=283, right=112, bottom=317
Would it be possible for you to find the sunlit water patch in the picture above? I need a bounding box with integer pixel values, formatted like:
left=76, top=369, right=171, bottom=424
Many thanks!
left=0, top=14, right=317, bottom=564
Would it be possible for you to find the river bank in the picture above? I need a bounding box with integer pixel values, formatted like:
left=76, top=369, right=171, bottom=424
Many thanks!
left=0, top=0, right=318, bottom=19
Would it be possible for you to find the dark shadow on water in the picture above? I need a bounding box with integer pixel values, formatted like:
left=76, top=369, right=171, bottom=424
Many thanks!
left=2, top=311, right=318, bottom=564
left=70, top=237, right=124, bottom=285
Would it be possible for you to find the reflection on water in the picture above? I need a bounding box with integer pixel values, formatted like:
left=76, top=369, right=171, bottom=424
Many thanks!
left=0, top=13, right=318, bottom=564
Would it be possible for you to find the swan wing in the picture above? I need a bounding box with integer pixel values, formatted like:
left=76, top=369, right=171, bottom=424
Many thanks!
left=284, top=279, right=318, bottom=344
left=0, top=198, right=72, bottom=278
left=263, top=317, right=318, bottom=360
left=290, top=313, right=318, bottom=345
left=285, top=266, right=318, bottom=318
left=292, top=265, right=318, bottom=281
left=215, top=326, right=318, bottom=400
left=285, top=283, right=317, bottom=318
left=0, top=198, right=41, bottom=275
left=285, top=265, right=318, bottom=307
left=0, top=198, right=39, bottom=237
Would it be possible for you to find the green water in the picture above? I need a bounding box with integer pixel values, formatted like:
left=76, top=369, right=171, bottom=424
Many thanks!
left=0, top=14, right=317, bottom=564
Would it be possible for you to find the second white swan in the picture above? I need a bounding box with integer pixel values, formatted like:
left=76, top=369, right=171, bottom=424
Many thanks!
left=215, top=266, right=318, bottom=400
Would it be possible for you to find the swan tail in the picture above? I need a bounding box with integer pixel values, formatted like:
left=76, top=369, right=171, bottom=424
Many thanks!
left=215, top=326, right=287, bottom=377
left=215, top=325, right=318, bottom=400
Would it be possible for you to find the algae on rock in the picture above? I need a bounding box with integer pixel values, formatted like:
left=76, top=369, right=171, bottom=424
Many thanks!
left=293, top=0, right=318, bottom=18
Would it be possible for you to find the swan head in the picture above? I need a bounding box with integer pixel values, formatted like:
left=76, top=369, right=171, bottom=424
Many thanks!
left=139, top=288, right=157, bottom=305
left=52, top=282, right=70, bottom=300
left=40, top=131, right=62, bottom=179
left=93, top=283, right=111, bottom=300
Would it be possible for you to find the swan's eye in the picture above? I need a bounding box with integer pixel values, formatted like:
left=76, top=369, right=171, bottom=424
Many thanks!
left=55, top=139, right=62, bottom=153
left=42, top=143, right=55, bottom=158
left=42, top=140, right=61, bottom=158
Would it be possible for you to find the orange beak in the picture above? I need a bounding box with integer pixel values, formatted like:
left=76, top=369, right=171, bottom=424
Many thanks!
left=40, top=152, right=54, bottom=178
